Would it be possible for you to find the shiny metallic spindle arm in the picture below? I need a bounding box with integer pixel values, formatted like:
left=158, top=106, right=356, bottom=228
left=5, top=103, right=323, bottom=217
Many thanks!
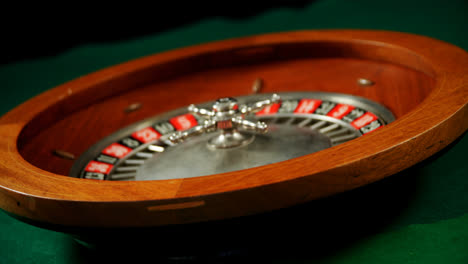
left=167, top=94, right=280, bottom=148
left=188, top=104, right=215, bottom=118
left=240, top=94, right=281, bottom=114
left=232, top=118, right=268, bottom=133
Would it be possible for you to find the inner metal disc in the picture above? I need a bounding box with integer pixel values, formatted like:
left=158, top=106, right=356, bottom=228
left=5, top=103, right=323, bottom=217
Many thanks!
left=136, top=124, right=331, bottom=180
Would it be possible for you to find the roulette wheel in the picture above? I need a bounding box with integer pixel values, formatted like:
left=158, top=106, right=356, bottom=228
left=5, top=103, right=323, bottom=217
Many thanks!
left=0, top=29, right=467, bottom=257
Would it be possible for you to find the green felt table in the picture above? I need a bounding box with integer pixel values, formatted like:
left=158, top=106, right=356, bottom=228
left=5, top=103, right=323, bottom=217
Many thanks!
left=1, top=0, right=467, bottom=263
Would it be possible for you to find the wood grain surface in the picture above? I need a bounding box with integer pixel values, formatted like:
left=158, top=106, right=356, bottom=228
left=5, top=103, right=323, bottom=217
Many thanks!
left=0, top=30, right=467, bottom=229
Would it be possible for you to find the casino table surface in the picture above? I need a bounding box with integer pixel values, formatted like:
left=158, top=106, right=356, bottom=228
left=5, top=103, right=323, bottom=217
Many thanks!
left=1, top=0, right=467, bottom=263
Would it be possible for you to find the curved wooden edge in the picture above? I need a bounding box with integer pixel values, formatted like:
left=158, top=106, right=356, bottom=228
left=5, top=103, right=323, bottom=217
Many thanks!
left=0, top=30, right=467, bottom=227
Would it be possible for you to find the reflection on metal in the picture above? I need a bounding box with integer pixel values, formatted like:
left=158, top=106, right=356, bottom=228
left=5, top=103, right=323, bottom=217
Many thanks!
left=148, top=145, right=165, bottom=152
left=124, top=102, right=142, bottom=113
left=252, top=78, right=263, bottom=94
left=169, top=94, right=280, bottom=149
left=357, top=78, right=375, bottom=86
left=52, top=149, right=75, bottom=160
left=138, top=123, right=332, bottom=180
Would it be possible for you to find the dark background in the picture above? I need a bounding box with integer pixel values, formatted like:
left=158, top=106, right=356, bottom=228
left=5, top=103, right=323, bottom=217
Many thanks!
left=1, top=1, right=311, bottom=65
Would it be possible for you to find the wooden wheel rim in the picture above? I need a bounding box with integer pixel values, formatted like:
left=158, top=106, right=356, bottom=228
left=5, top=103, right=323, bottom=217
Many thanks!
left=0, top=30, right=467, bottom=228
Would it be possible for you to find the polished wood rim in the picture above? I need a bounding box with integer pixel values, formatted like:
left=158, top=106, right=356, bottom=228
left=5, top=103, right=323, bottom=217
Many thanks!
left=0, top=30, right=467, bottom=228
